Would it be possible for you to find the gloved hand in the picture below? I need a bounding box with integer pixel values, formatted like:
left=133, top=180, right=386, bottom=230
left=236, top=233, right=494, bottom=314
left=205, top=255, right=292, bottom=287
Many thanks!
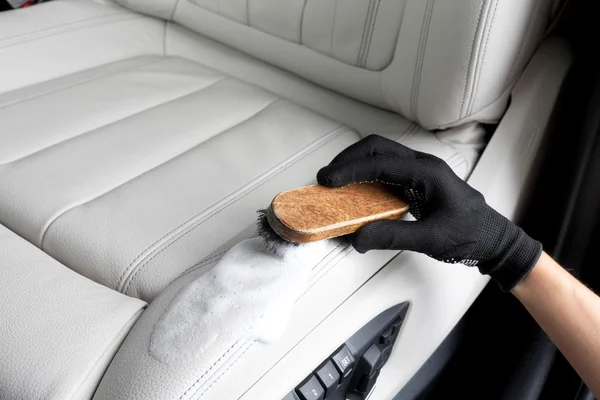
left=317, top=134, right=542, bottom=291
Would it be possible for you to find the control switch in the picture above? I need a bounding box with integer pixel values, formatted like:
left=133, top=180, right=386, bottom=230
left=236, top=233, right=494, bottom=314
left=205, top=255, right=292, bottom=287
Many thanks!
left=296, top=375, right=325, bottom=400
left=331, top=345, right=355, bottom=380
left=315, top=361, right=340, bottom=395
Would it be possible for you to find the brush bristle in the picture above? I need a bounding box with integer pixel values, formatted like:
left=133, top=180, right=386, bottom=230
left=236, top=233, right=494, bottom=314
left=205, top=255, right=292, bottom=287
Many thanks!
left=256, top=208, right=298, bottom=253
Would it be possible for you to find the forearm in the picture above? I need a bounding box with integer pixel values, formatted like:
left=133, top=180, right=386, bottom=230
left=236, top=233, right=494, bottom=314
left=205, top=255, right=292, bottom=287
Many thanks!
left=512, top=252, right=600, bottom=396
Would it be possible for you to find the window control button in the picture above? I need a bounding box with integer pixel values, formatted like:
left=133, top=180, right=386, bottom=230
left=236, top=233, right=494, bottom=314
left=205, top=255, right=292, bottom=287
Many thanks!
left=391, top=318, right=403, bottom=335
left=361, top=343, right=384, bottom=375
left=380, top=327, right=393, bottom=346
left=315, top=360, right=340, bottom=394
left=331, top=345, right=355, bottom=380
left=296, top=375, right=325, bottom=400
left=357, top=370, right=380, bottom=394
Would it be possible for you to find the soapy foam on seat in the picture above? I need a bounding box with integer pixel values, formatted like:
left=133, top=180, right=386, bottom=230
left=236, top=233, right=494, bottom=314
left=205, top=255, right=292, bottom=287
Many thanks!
left=150, top=237, right=340, bottom=365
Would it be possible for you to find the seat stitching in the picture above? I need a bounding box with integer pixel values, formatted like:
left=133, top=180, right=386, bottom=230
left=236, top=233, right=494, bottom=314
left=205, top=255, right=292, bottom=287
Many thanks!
left=360, top=0, right=378, bottom=67
left=459, top=1, right=489, bottom=119
left=121, top=125, right=350, bottom=295
left=188, top=244, right=348, bottom=397
left=357, top=0, right=376, bottom=66
left=410, top=0, right=435, bottom=122
left=299, top=0, right=308, bottom=44
left=299, top=244, right=354, bottom=300
left=121, top=125, right=351, bottom=295
left=176, top=340, right=243, bottom=400
left=171, top=0, right=183, bottom=20
left=181, top=251, right=228, bottom=277
left=114, top=95, right=283, bottom=290
left=3, top=76, right=227, bottom=170
left=0, top=57, right=161, bottom=111
left=40, top=83, right=272, bottom=250
left=195, top=343, right=255, bottom=399
left=0, top=14, right=145, bottom=50
left=310, top=242, right=348, bottom=271
left=0, top=12, right=127, bottom=45
left=363, top=0, right=382, bottom=68
left=467, top=0, right=499, bottom=115
left=329, top=0, right=339, bottom=55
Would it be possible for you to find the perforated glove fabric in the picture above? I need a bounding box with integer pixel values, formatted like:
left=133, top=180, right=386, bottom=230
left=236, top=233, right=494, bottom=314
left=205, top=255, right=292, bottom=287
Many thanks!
left=317, top=135, right=542, bottom=291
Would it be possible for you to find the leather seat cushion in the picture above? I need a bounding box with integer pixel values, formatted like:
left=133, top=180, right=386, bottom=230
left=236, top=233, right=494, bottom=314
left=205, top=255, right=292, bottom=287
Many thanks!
left=0, top=3, right=472, bottom=301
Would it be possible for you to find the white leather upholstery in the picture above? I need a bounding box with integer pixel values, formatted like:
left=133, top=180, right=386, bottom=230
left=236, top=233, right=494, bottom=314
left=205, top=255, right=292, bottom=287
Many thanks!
left=118, top=0, right=556, bottom=129
left=0, top=224, right=146, bottom=400
left=0, top=0, right=569, bottom=399
left=0, top=1, right=471, bottom=302
left=0, top=0, right=163, bottom=94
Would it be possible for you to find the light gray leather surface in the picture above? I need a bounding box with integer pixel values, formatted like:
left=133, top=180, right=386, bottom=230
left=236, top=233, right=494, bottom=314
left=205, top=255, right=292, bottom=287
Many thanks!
left=0, top=0, right=164, bottom=94
left=0, top=1, right=561, bottom=399
left=118, top=0, right=556, bottom=129
left=0, top=2, right=472, bottom=302
left=0, top=224, right=146, bottom=400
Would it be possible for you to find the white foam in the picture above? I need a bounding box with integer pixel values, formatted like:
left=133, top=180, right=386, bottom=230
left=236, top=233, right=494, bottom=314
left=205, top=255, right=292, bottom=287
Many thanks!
left=150, top=237, right=340, bottom=365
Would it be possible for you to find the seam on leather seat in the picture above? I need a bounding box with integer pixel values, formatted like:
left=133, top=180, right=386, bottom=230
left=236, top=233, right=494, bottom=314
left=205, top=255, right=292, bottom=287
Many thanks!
left=0, top=12, right=126, bottom=44
left=180, top=250, right=229, bottom=277
left=175, top=139, right=466, bottom=396
left=459, top=0, right=491, bottom=119
left=196, top=343, right=255, bottom=399
left=410, top=0, right=435, bottom=122
left=120, top=124, right=351, bottom=296
left=113, top=96, right=285, bottom=291
left=7, top=75, right=227, bottom=172
left=40, top=76, right=272, bottom=249
left=171, top=0, right=183, bottom=20
left=193, top=243, right=352, bottom=399
left=328, top=0, right=339, bottom=55
left=176, top=340, right=245, bottom=400
left=185, top=341, right=256, bottom=400
left=362, top=0, right=382, bottom=68
left=179, top=243, right=348, bottom=398
left=1, top=58, right=220, bottom=169
left=0, top=57, right=160, bottom=113
left=0, top=14, right=145, bottom=50
left=357, top=0, right=376, bottom=66
left=298, top=0, right=308, bottom=43
left=466, top=0, right=499, bottom=116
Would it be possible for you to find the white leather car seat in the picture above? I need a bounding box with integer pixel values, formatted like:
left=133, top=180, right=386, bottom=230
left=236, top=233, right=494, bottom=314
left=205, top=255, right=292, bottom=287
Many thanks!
left=0, top=0, right=571, bottom=399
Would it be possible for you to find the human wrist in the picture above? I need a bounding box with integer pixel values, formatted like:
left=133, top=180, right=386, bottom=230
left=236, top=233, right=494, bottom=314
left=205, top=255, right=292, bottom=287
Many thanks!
left=473, top=208, right=543, bottom=291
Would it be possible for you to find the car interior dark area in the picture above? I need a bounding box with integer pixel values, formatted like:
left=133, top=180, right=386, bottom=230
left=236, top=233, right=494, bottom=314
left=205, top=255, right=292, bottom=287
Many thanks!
left=1, top=0, right=600, bottom=400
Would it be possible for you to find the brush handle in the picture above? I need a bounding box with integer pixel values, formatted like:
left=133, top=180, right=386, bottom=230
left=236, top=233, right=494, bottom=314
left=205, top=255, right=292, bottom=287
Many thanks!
left=267, top=182, right=409, bottom=244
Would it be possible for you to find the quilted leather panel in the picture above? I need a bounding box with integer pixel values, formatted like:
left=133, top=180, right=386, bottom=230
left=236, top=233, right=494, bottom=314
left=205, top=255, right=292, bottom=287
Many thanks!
left=0, top=56, right=362, bottom=301
left=0, top=52, right=470, bottom=301
left=188, top=0, right=405, bottom=70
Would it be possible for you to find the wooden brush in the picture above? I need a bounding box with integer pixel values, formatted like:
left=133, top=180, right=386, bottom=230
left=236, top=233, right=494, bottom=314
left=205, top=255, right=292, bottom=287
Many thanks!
left=257, top=182, right=409, bottom=246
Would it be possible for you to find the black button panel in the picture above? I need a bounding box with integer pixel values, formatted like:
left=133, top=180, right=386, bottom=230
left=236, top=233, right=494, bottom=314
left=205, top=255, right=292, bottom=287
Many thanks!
left=281, top=303, right=409, bottom=400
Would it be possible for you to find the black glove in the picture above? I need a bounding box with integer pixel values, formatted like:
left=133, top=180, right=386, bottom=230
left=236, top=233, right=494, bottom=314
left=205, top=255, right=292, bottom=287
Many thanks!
left=317, top=134, right=542, bottom=291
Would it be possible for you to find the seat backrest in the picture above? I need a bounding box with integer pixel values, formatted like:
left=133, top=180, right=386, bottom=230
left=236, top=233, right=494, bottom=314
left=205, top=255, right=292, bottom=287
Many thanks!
left=117, top=0, right=556, bottom=129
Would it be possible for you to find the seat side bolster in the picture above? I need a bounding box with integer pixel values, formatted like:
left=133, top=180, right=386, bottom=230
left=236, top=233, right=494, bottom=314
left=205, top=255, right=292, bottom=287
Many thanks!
left=0, top=224, right=146, bottom=400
